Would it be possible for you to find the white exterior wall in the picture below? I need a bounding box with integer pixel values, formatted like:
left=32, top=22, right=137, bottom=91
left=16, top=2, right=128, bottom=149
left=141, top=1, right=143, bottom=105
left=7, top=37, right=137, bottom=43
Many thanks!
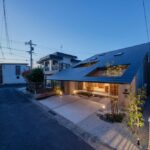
left=45, top=57, right=74, bottom=77
left=2, top=64, right=28, bottom=84
left=59, top=57, right=72, bottom=64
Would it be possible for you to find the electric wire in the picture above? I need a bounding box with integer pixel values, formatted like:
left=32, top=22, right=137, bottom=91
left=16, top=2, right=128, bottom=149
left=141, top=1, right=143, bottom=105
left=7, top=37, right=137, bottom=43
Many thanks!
left=2, top=0, right=12, bottom=54
left=0, top=43, right=5, bottom=58
left=142, top=0, right=150, bottom=42
left=0, top=1, right=5, bottom=58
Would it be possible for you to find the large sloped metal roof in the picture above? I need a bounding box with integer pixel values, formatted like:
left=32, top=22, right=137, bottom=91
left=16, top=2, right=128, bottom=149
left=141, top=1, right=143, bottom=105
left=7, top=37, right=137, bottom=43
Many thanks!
left=47, top=43, right=150, bottom=84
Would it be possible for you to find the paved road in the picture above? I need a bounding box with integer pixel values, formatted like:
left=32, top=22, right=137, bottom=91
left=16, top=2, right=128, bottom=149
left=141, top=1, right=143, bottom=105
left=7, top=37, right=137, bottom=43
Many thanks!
left=0, top=88, right=94, bottom=150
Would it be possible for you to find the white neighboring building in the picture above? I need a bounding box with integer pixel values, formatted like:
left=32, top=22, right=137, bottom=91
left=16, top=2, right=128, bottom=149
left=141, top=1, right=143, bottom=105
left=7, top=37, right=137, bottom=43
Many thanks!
left=0, top=63, right=29, bottom=84
left=37, top=52, right=81, bottom=87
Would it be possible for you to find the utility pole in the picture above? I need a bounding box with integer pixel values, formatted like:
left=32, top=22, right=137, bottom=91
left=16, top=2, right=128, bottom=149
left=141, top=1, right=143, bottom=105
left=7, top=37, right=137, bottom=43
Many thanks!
left=25, top=40, right=36, bottom=69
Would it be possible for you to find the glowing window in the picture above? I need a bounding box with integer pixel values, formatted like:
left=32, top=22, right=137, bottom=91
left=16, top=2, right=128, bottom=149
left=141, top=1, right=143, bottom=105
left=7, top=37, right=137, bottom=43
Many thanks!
left=87, top=64, right=129, bottom=77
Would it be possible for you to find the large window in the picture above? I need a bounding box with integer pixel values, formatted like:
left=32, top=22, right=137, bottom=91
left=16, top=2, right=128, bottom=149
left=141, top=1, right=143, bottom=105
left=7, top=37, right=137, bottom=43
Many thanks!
left=59, top=63, right=70, bottom=70
left=51, top=60, right=59, bottom=71
left=83, top=82, right=109, bottom=93
left=110, top=84, right=118, bottom=96
left=52, top=60, right=58, bottom=65
left=87, top=64, right=129, bottom=77
left=44, top=61, right=49, bottom=71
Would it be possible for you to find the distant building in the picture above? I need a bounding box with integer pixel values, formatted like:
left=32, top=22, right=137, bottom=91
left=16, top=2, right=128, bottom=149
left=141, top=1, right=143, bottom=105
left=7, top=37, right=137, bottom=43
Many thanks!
left=37, top=52, right=81, bottom=87
left=0, top=63, right=29, bottom=84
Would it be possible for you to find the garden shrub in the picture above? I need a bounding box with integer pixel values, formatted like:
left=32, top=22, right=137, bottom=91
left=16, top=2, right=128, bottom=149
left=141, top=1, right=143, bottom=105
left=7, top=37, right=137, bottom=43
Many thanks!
left=77, top=91, right=92, bottom=97
left=98, top=113, right=125, bottom=123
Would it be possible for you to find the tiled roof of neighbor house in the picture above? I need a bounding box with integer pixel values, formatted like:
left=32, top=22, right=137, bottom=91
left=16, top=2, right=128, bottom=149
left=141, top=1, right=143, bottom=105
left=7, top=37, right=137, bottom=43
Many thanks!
left=37, top=54, right=62, bottom=63
left=47, top=42, right=150, bottom=84
left=53, top=52, right=77, bottom=59
left=37, top=51, right=78, bottom=64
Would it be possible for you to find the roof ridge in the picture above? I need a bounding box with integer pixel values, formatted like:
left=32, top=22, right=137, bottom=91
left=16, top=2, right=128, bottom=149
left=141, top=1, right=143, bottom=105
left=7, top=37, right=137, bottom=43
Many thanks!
left=96, top=42, right=150, bottom=56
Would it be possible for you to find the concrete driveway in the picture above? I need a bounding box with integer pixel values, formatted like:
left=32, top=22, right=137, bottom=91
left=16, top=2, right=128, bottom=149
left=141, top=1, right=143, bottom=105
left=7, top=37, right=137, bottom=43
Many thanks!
left=39, top=95, right=109, bottom=124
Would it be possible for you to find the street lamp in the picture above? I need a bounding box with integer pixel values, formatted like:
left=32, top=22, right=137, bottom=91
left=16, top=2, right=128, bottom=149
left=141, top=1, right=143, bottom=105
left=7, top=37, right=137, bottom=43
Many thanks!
left=148, top=117, right=150, bottom=150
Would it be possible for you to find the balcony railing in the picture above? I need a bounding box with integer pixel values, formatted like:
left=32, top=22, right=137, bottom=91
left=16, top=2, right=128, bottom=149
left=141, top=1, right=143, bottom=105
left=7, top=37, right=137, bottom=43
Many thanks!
left=44, top=63, right=70, bottom=72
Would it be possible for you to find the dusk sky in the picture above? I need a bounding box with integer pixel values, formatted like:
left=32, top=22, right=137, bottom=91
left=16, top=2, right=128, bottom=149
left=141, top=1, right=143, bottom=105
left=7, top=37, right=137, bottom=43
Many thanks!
left=0, top=0, right=150, bottom=65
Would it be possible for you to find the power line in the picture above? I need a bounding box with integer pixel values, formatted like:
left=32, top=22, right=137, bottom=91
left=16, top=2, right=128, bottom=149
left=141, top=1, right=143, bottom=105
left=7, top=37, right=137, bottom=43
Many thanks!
left=1, top=46, right=26, bottom=52
left=1, top=39, right=82, bottom=58
left=0, top=57, right=29, bottom=61
left=1, top=39, right=62, bottom=51
left=2, top=0, right=12, bottom=54
left=0, top=1, right=5, bottom=58
left=0, top=50, right=37, bottom=61
left=0, top=42, right=5, bottom=58
left=0, top=45, right=48, bottom=57
left=11, top=53, right=28, bottom=59
left=142, top=0, right=150, bottom=42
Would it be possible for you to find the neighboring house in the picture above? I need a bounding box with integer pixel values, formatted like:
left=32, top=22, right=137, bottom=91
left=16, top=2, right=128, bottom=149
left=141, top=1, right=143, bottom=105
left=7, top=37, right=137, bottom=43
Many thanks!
left=37, top=52, right=81, bottom=87
left=47, top=43, right=150, bottom=107
left=0, top=63, right=29, bottom=84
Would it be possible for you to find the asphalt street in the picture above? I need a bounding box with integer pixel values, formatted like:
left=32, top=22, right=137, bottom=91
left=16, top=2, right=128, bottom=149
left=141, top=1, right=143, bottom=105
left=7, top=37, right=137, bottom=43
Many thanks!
left=0, top=87, right=94, bottom=150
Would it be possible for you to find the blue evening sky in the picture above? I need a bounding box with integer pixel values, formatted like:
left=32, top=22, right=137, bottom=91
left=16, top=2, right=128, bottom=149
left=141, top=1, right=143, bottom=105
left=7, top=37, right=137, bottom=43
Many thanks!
left=0, top=0, right=150, bottom=65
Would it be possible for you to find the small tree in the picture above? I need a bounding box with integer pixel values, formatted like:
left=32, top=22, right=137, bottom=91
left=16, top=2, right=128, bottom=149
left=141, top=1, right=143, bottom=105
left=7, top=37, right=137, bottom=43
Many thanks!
left=110, top=98, right=119, bottom=115
left=22, top=68, right=44, bottom=93
left=106, top=62, right=123, bottom=116
left=127, top=87, right=146, bottom=138
left=22, top=68, right=44, bottom=83
left=22, top=70, right=31, bottom=81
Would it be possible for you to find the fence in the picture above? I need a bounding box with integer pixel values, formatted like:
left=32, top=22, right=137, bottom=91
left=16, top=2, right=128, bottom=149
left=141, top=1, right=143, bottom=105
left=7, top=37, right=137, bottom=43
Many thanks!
left=26, top=82, right=45, bottom=94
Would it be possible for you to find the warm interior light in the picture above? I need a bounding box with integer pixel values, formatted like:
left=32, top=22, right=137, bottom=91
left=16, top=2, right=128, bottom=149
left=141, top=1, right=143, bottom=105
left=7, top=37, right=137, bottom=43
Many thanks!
left=73, top=90, right=77, bottom=94
left=59, top=91, right=63, bottom=96
left=102, top=105, right=106, bottom=109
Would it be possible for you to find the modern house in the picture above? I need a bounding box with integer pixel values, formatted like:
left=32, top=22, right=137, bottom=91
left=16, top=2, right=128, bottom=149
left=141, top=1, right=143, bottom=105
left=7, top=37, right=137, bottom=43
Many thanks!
left=37, top=52, right=81, bottom=87
left=47, top=43, right=150, bottom=107
left=0, top=63, right=29, bottom=85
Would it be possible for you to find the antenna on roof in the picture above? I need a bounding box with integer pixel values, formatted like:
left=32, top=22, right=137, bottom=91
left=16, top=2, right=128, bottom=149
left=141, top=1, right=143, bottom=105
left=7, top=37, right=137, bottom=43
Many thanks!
left=60, top=45, right=63, bottom=51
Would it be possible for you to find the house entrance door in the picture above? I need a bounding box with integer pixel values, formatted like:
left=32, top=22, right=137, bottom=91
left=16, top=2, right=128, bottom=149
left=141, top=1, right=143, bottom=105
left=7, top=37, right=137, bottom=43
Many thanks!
left=110, top=84, right=119, bottom=96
